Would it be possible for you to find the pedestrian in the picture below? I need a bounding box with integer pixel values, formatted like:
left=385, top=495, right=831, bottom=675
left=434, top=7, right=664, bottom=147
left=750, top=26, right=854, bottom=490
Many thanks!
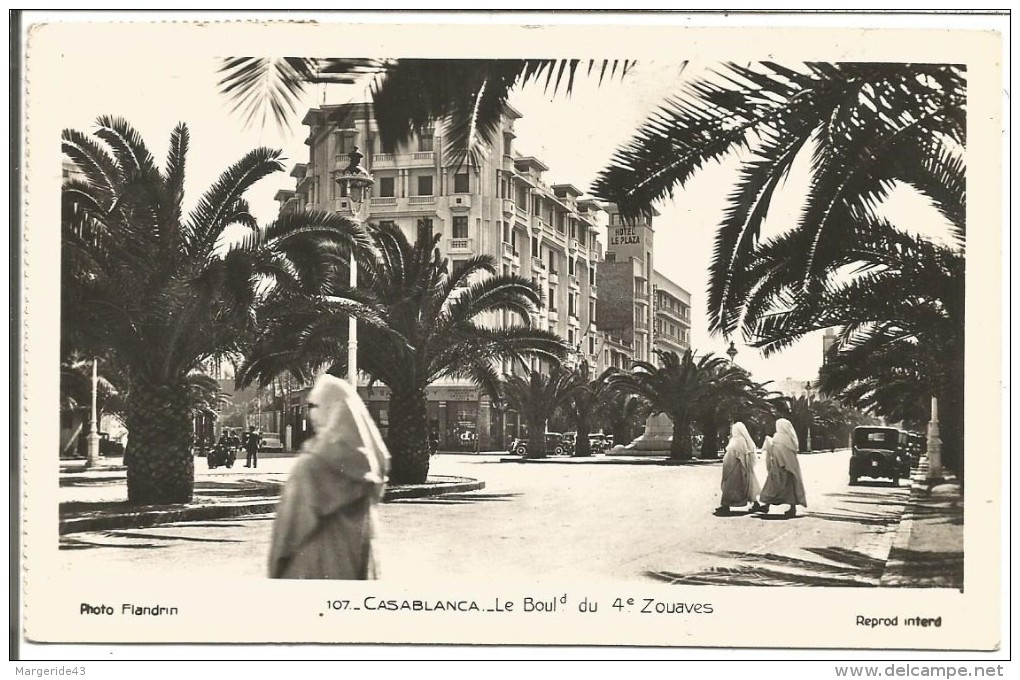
left=716, top=422, right=764, bottom=515
left=756, top=418, right=808, bottom=517
left=243, top=426, right=260, bottom=468
left=268, top=374, right=390, bottom=580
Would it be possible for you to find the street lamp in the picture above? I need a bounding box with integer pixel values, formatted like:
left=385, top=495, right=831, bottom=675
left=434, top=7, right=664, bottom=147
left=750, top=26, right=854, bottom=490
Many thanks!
left=804, top=380, right=813, bottom=452
left=332, top=147, right=374, bottom=388
left=85, top=358, right=101, bottom=468
left=726, top=340, right=738, bottom=364
left=926, top=395, right=943, bottom=482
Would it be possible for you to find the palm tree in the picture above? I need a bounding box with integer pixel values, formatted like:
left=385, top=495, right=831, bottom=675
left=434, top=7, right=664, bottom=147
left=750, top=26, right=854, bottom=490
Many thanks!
left=606, top=349, right=730, bottom=460
left=499, top=363, right=586, bottom=459
left=591, top=62, right=965, bottom=336
left=560, top=362, right=618, bottom=457
left=240, top=219, right=567, bottom=482
left=692, top=367, right=775, bottom=459
left=217, top=58, right=634, bottom=166
left=61, top=116, right=367, bottom=504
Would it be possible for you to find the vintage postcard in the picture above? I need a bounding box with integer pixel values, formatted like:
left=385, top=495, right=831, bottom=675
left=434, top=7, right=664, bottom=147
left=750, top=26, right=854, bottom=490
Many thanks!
left=17, top=12, right=1006, bottom=657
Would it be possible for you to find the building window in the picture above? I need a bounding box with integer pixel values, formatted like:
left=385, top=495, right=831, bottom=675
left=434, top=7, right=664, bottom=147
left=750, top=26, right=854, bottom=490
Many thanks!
left=589, top=336, right=596, bottom=355
left=454, top=172, right=469, bottom=193
left=417, top=175, right=433, bottom=196
left=531, top=237, right=539, bottom=256
left=421, top=217, right=434, bottom=231
left=568, top=257, right=575, bottom=276
left=511, top=229, right=518, bottom=254
left=568, top=329, right=576, bottom=346
left=378, top=220, right=396, bottom=230
left=548, top=251, right=557, bottom=274
left=379, top=176, right=395, bottom=197
left=568, top=293, right=576, bottom=317
left=589, top=268, right=596, bottom=285
left=548, top=288, right=556, bottom=311
left=589, top=300, right=596, bottom=319
left=503, top=131, right=513, bottom=156
left=418, top=130, right=434, bottom=152
left=452, top=216, right=469, bottom=239
left=451, top=260, right=468, bottom=279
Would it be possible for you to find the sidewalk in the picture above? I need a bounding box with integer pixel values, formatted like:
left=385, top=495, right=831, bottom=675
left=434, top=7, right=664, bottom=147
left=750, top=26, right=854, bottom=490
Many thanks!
left=58, top=453, right=484, bottom=535
left=879, top=455, right=964, bottom=589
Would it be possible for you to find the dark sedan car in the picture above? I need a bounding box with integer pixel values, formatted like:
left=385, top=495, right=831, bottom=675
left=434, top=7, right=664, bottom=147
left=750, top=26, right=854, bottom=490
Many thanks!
left=849, top=426, right=911, bottom=485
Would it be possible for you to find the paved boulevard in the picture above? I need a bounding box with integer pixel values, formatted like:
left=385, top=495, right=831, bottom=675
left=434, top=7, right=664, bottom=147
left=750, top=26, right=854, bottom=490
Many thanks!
left=59, top=450, right=911, bottom=585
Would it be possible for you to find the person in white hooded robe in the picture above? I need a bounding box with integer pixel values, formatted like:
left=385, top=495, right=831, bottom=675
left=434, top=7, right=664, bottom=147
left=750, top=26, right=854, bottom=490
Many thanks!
left=268, top=374, right=390, bottom=579
left=756, top=418, right=807, bottom=517
left=716, top=421, right=763, bottom=515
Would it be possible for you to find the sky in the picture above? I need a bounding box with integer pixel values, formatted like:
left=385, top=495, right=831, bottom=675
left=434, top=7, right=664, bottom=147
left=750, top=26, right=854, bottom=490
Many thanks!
left=59, top=54, right=836, bottom=386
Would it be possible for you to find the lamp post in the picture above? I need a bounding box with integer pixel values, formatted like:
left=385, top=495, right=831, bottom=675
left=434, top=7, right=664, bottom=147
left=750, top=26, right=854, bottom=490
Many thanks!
left=726, top=340, right=738, bottom=365
left=332, top=147, right=374, bottom=388
left=85, top=358, right=101, bottom=468
left=926, top=395, right=943, bottom=482
left=804, top=381, right=813, bottom=452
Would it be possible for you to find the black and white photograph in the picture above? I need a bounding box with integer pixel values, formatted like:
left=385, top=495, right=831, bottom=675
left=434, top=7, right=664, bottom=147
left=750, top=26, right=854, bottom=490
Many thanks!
left=16, top=11, right=1007, bottom=661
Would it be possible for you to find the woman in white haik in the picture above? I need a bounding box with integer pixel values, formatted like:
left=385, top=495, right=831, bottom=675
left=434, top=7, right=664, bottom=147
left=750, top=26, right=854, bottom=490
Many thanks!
left=716, top=422, right=764, bottom=515
left=756, top=418, right=807, bottom=517
left=268, top=374, right=390, bottom=579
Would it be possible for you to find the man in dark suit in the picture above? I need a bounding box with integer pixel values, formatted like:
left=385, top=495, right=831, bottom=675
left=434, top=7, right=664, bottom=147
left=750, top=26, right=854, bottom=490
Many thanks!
left=243, top=427, right=260, bottom=468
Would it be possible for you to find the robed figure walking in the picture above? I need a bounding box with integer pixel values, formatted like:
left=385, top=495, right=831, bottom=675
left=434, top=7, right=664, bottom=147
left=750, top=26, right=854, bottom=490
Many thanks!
left=716, top=422, right=763, bottom=515
left=268, top=374, right=390, bottom=579
left=757, top=418, right=807, bottom=517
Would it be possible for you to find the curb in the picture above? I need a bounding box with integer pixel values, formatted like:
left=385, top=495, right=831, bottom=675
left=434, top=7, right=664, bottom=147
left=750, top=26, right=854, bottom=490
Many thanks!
left=59, top=477, right=485, bottom=536
left=499, top=456, right=721, bottom=466
left=878, top=456, right=957, bottom=588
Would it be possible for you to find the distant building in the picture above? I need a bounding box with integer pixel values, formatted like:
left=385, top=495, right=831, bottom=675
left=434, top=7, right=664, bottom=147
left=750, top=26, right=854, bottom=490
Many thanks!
left=596, top=204, right=691, bottom=367
left=822, top=327, right=839, bottom=365
left=277, top=102, right=606, bottom=449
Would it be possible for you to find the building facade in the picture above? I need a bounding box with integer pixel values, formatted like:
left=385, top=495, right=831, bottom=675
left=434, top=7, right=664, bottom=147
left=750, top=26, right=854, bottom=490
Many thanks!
left=277, top=102, right=606, bottom=450
left=651, top=270, right=692, bottom=358
left=595, top=205, right=691, bottom=368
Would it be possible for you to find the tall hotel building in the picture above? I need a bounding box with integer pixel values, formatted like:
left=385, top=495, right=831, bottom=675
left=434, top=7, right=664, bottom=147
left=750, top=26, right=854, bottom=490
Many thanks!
left=275, top=102, right=605, bottom=450
left=596, top=205, right=691, bottom=369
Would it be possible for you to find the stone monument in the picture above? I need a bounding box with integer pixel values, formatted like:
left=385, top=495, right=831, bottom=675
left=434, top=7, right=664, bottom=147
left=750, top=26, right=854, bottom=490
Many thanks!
left=611, top=412, right=674, bottom=456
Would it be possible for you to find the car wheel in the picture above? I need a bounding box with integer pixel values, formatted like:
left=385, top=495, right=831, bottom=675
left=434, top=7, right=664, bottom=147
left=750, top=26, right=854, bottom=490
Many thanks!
left=515, top=445, right=527, bottom=456
left=554, top=445, right=564, bottom=456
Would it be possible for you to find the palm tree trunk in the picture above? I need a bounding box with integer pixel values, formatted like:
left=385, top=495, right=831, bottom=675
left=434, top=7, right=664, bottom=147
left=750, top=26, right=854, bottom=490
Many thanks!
left=125, top=383, right=195, bottom=505
left=574, top=415, right=592, bottom=457
left=526, top=415, right=547, bottom=458
left=669, top=412, right=693, bottom=461
left=386, top=387, right=430, bottom=484
left=699, top=413, right=720, bottom=459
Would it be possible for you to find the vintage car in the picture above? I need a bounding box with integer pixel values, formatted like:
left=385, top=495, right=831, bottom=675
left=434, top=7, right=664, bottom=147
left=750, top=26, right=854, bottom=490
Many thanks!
left=508, top=432, right=566, bottom=457
left=849, top=426, right=911, bottom=485
left=259, top=433, right=285, bottom=453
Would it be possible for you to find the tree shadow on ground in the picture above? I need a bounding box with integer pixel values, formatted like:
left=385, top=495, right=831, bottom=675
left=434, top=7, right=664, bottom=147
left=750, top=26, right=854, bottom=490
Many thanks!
left=389, top=492, right=521, bottom=506
left=884, top=548, right=963, bottom=589
left=59, top=528, right=245, bottom=551
left=646, top=546, right=885, bottom=587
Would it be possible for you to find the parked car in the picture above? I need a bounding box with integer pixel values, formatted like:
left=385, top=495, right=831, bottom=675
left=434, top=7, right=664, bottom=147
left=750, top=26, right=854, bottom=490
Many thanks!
left=259, top=433, right=285, bottom=453
left=906, top=432, right=925, bottom=467
left=508, top=432, right=566, bottom=456
left=849, top=426, right=911, bottom=485
left=561, top=432, right=577, bottom=455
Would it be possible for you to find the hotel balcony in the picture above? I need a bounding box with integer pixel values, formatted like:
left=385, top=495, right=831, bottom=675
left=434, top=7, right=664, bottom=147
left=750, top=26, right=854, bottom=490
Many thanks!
left=370, top=197, right=397, bottom=207
left=531, top=257, right=546, bottom=273
left=569, top=237, right=580, bottom=253
left=548, top=309, right=560, bottom=323
left=515, top=205, right=529, bottom=221
left=447, top=238, right=474, bottom=253
left=365, top=151, right=435, bottom=169
left=408, top=195, right=437, bottom=206
left=501, top=241, right=519, bottom=261
left=502, top=198, right=515, bottom=216
left=634, top=290, right=650, bottom=304
left=548, top=271, right=560, bottom=285
left=568, top=274, right=580, bottom=290
left=589, top=248, right=599, bottom=262
left=568, top=313, right=580, bottom=326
